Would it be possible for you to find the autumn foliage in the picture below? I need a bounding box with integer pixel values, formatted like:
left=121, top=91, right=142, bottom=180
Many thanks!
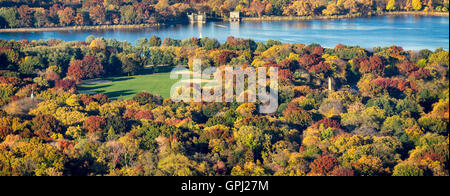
left=83, top=116, right=106, bottom=133
left=67, top=55, right=103, bottom=82
left=0, top=37, right=448, bottom=176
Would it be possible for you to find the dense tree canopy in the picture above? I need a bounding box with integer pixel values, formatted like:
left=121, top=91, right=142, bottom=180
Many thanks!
left=0, top=36, right=448, bottom=176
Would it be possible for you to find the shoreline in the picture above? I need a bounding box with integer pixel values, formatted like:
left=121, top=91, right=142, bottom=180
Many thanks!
left=242, top=11, right=449, bottom=21
left=383, top=11, right=449, bottom=16
left=0, top=11, right=448, bottom=33
left=242, top=14, right=359, bottom=21
left=0, top=23, right=164, bottom=33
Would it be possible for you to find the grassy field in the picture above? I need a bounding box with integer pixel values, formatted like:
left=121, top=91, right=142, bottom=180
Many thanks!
left=78, top=72, right=179, bottom=100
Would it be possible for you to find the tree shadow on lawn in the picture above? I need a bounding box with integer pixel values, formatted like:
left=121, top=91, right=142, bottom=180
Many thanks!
left=78, top=84, right=113, bottom=91
left=141, top=66, right=177, bottom=75
left=105, top=90, right=135, bottom=100
left=109, top=77, right=134, bottom=82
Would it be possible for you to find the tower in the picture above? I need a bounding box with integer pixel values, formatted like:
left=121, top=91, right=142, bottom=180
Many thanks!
left=31, top=87, right=35, bottom=99
left=328, top=77, right=332, bottom=91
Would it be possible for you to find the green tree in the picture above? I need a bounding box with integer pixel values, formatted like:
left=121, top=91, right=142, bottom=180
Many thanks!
left=120, top=5, right=137, bottom=24
left=19, top=56, right=41, bottom=75
left=120, top=53, right=142, bottom=76
left=106, top=54, right=122, bottom=76
left=0, top=7, right=19, bottom=28
left=148, top=36, right=162, bottom=47
left=428, top=51, right=449, bottom=67
left=33, top=8, right=48, bottom=28
left=157, top=154, right=199, bottom=176
left=234, top=126, right=264, bottom=151
left=393, top=163, right=424, bottom=176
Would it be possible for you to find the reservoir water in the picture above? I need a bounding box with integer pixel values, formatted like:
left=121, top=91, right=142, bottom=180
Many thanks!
left=0, top=15, right=448, bottom=50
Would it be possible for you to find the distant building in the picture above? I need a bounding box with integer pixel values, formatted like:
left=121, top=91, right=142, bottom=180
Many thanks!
left=229, top=11, right=240, bottom=22
left=188, top=13, right=206, bottom=23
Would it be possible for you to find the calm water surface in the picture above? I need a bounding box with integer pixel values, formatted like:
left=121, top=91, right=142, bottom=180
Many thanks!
left=0, top=15, right=448, bottom=50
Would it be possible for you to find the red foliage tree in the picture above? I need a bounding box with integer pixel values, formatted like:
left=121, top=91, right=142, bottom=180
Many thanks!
left=32, top=115, right=63, bottom=140
left=278, top=69, right=294, bottom=84
left=397, top=61, right=417, bottom=75
left=135, top=110, right=154, bottom=120
left=310, top=156, right=339, bottom=175
left=298, top=54, right=319, bottom=69
left=82, top=55, right=103, bottom=78
left=313, top=118, right=341, bottom=129
left=421, top=151, right=446, bottom=163
left=409, top=68, right=431, bottom=80
left=334, top=44, right=346, bottom=50
left=309, top=61, right=331, bottom=74
left=123, top=108, right=138, bottom=119
left=313, top=46, right=324, bottom=56
left=330, top=166, right=355, bottom=176
left=369, top=77, right=417, bottom=98
left=67, top=63, right=84, bottom=82
left=0, top=76, right=22, bottom=86
left=92, top=93, right=110, bottom=104
left=18, top=5, right=32, bottom=27
left=80, top=95, right=95, bottom=106
left=358, top=55, right=385, bottom=76
left=45, top=70, right=60, bottom=81
left=55, top=79, right=77, bottom=92
left=67, top=55, right=103, bottom=82
left=58, top=7, right=76, bottom=26
left=387, top=45, right=406, bottom=59
left=83, top=116, right=106, bottom=133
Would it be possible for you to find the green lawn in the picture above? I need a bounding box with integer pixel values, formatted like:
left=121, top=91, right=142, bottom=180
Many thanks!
left=78, top=72, right=179, bottom=100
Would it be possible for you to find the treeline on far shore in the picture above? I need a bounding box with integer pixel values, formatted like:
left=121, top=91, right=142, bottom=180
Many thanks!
left=0, top=23, right=163, bottom=33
